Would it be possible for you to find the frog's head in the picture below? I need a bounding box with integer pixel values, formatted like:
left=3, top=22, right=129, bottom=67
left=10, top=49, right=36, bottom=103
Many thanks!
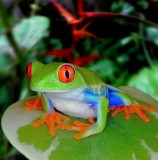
left=26, top=61, right=87, bottom=92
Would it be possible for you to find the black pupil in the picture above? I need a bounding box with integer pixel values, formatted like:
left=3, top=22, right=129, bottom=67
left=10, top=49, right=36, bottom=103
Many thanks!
left=65, top=70, right=69, bottom=79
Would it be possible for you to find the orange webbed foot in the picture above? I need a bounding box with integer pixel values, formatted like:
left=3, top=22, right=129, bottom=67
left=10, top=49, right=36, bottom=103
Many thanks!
left=72, top=117, right=95, bottom=140
left=32, top=112, right=71, bottom=135
left=25, top=98, right=43, bottom=110
left=55, top=117, right=95, bottom=140
left=32, top=113, right=96, bottom=139
left=110, top=103, right=156, bottom=122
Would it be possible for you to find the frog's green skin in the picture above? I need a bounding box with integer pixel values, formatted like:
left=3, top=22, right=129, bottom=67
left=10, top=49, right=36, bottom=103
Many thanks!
left=28, top=61, right=145, bottom=138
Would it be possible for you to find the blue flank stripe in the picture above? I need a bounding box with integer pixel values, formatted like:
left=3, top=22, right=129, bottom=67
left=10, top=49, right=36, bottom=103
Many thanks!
left=83, top=88, right=98, bottom=111
left=108, top=93, right=124, bottom=107
left=83, top=86, right=127, bottom=109
left=106, top=86, right=126, bottom=107
left=107, top=85, right=121, bottom=93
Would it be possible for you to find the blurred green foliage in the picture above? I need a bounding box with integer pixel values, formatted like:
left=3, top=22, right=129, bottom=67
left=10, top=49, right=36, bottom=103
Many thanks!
left=0, top=0, right=158, bottom=159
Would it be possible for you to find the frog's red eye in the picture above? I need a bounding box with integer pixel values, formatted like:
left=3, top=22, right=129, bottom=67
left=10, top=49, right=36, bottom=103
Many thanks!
left=58, top=64, right=75, bottom=83
left=26, top=62, right=32, bottom=78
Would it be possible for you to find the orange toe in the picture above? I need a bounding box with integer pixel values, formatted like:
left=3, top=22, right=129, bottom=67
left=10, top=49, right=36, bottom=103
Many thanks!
left=109, top=103, right=155, bottom=122
left=25, top=98, right=43, bottom=110
left=111, top=106, right=124, bottom=116
left=31, top=112, right=71, bottom=135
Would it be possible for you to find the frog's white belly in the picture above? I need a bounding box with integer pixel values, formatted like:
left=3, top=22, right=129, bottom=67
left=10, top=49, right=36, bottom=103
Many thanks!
left=45, top=89, right=97, bottom=119
left=46, top=97, right=96, bottom=119
left=50, top=98, right=96, bottom=119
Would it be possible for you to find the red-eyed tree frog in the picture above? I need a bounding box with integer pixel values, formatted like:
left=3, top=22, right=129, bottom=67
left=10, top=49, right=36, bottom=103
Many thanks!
left=25, top=61, right=155, bottom=140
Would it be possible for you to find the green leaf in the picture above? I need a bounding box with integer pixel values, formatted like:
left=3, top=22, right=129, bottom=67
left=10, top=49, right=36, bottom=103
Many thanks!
left=111, top=1, right=134, bottom=14
left=0, top=54, right=13, bottom=73
left=89, top=59, right=119, bottom=82
left=2, top=96, right=158, bottom=160
left=146, top=27, right=158, bottom=46
left=118, top=86, right=158, bottom=108
left=128, top=66, right=158, bottom=100
left=0, top=16, right=50, bottom=52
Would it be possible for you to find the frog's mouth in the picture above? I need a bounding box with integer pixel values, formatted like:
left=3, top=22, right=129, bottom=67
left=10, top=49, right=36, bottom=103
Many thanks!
left=32, top=88, right=73, bottom=93
left=36, top=90, right=70, bottom=99
left=44, top=90, right=72, bottom=96
left=43, top=88, right=84, bottom=100
left=31, top=85, right=84, bottom=93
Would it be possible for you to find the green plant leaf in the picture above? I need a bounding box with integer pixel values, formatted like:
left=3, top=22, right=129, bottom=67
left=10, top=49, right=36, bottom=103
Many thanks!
left=146, top=27, right=158, bottom=46
left=128, top=66, right=158, bottom=100
left=89, top=59, right=119, bottom=82
left=0, top=16, right=50, bottom=52
left=1, top=95, right=158, bottom=160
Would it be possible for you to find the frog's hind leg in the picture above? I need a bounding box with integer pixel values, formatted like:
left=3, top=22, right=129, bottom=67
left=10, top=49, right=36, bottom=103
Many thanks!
left=126, top=104, right=155, bottom=122
left=25, top=98, right=43, bottom=110
left=110, top=104, right=155, bottom=122
left=108, top=92, right=155, bottom=122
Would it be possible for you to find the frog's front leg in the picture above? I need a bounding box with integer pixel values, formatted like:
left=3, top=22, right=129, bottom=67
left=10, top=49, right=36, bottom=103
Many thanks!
left=32, top=112, right=71, bottom=135
left=74, top=96, right=109, bottom=140
left=25, top=97, right=43, bottom=110
left=31, top=93, right=71, bottom=135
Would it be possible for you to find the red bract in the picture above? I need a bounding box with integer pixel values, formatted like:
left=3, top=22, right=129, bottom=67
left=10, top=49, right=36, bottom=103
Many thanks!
left=50, top=0, right=81, bottom=24
left=80, top=12, right=120, bottom=18
left=50, top=0, right=97, bottom=42
left=77, top=0, right=84, bottom=15
left=72, top=21, right=98, bottom=43
left=43, top=44, right=75, bottom=58
left=70, top=55, right=101, bottom=66
left=44, top=0, right=157, bottom=65
left=43, top=0, right=98, bottom=62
